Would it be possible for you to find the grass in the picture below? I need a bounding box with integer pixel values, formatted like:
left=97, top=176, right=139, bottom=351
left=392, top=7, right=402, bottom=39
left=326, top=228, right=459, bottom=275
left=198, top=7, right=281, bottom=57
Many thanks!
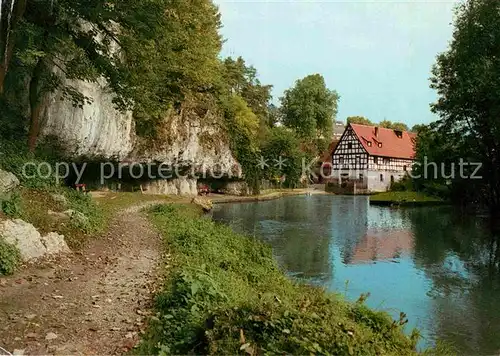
left=370, top=191, right=445, bottom=206
left=136, top=204, right=453, bottom=355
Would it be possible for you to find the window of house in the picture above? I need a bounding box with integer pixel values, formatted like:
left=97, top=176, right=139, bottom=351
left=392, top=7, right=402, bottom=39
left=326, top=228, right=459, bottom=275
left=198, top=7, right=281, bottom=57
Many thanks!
left=403, top=165, right=407, bottom=171
left=383, top=157, right=390, bottom=164
left=348, top=142, right=353, bottom=149
left=374, top=156, right=378, bottom=164
left=380, top=174, right=384, bottom=182
left=359, top=173, right=364, bottom=181
left=338, top=156, right=343, bottom=165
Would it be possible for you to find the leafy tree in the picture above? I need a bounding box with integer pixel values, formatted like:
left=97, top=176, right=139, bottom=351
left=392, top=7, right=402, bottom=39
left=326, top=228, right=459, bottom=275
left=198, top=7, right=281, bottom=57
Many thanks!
left=280, top=74, right=339, bottom=141
left=261, top=127, right=305, bottom=188
left=430, top=0, right=500, bottom=212
left=411, top=124, right=427, bottom=133
left=221, top=57, right=272, bottom=127
left=347, top=116, right=372, bottom=126
left=1, top=0, right=224, bottom=150
left=379, top=120, right=409, bottom=131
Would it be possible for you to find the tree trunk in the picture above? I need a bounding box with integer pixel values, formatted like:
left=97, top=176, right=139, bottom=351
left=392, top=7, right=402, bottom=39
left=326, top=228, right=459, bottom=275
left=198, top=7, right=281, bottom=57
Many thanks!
left=0, top=0, right=28, bottom=94
left=27, top=58, right=44, bottom=152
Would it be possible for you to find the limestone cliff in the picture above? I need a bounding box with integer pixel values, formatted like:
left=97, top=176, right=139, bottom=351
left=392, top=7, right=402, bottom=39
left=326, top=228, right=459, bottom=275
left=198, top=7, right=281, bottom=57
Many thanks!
left=40, top=79, right=239, bottom=179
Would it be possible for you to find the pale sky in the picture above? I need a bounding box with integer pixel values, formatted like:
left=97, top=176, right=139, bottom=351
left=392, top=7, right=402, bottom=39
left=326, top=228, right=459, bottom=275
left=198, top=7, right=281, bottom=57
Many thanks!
left=214, top=0, right=460, bottom=127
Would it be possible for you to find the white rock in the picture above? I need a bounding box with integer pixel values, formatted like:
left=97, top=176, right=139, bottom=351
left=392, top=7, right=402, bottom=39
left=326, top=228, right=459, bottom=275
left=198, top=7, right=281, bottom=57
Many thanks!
left=220, top=181, right=249, bottom=196
left=41, top=232, right=71, bottom=255
left=142, top=177, right=198, bottom=196
left=0, top=219, right=47, bottom=261
left=0, top=169, right=20, bottom=195
left=41, top=77, right=134, bottom=160
left=45, top=332, right=58, bottom=340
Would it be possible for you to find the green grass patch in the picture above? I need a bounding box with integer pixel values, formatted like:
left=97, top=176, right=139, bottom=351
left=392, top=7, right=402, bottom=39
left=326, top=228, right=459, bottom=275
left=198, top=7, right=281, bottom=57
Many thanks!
left=370, top=191, right=446, bottom=206
left=137, top=204, right=450, bottom=355
left=0, top=239, right=21, bottom=275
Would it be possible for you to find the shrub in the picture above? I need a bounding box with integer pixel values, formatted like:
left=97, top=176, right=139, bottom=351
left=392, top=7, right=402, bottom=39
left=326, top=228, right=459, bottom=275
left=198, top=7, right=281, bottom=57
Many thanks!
left=1, top=192, right=22, bottom=218
left=0, top=239, right=21, bottom=275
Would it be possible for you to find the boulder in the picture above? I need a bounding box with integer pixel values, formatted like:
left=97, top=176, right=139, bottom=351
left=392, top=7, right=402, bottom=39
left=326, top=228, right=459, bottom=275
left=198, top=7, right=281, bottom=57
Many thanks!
left=191, top=197, right=213, bottom=212
left=41, top=232, right=71, bottom=255
left=0, top=219, right=47, bottom=261
left=50, top=193, right=68, bottom=207
left=0, top=169, right=20, bottom=195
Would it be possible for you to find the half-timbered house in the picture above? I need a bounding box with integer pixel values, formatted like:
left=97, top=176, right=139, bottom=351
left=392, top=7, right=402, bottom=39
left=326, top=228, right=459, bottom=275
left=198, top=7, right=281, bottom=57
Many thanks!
left=328, top=123, right=416, bottom=193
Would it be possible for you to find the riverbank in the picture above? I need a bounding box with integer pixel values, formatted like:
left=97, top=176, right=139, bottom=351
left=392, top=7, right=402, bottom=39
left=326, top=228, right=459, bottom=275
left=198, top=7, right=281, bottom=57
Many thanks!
left=135, top=203, right=450, bottom=355
left=210, top=187, right=329, bottom=204
left=369, top=191, right=447, bottom=206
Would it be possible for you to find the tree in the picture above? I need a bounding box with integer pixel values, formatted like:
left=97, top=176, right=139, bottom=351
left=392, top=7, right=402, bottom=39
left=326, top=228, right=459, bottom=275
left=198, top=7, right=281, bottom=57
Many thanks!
left=379, top=120, right=409, bottom=131
left=411, top=124, right=427, bottom=134
left=1, top=0, right=224, bottom=150
left=430, top=0, right=500, bottom=213
left=280, top=74, right=339, bottom=141
left=261, top=127, right=305, bottom=188
left=347, top=116, right=372, bottom=126
left=221, top=57, right=273, bottom=132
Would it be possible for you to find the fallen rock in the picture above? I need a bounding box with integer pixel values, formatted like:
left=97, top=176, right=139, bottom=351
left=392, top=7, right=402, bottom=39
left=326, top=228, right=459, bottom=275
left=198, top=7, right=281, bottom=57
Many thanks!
left=41, top=232, right=71, bottom=255
left=0, top=169, right=20, bottom=195
left=0, top=219, right=47, bottom=261
left=50, top=193, right=68, bottom=206
left=191, top=197, right=213, bottom=212
left=45, top=332, right=58, bottom=340
left=63, top=210, right=89, bottom=226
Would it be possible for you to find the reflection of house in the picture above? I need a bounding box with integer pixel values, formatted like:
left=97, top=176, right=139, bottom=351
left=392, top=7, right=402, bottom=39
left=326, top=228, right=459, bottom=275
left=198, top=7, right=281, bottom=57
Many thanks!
left=350, top=229, right=414, bottom=263
left=328, top=124, right=416, bottom=193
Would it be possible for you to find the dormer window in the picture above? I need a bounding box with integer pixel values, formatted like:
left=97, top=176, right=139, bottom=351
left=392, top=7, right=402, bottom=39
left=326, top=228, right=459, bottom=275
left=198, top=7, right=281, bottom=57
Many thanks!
left=394, top=130, right=403, bottom=138
left=367, top=141, right=372, bottom=147
left=378, top=142, right=382, bottom=148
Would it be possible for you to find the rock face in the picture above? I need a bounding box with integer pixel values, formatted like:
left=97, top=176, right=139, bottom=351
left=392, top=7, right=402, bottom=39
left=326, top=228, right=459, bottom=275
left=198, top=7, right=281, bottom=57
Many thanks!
left=142, top=177, right=198, bottom=196
left=191, top=197, right=213, bottom=212
left=219, top=181, right=250, bottom=196
left=41, top=78, right=135, bottom=160
left=40, top=82, right=239, bottom=177
left=0, top=169, right=20, bottom=196
left=0, top=219, right=70, bottom=261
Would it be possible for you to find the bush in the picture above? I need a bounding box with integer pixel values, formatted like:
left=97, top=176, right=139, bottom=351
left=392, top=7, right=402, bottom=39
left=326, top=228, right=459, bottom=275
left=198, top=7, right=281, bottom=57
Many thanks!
left=1, top=192, right=22, bottom=218
left=0, top=239, right=21, bottom=275
left=137, top=204, right=426, bottom=355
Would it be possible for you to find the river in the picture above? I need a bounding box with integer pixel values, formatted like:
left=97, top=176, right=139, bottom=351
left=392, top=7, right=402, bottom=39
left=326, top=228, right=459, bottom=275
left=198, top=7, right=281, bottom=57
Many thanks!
left=211, top=194, right=500, bottom=354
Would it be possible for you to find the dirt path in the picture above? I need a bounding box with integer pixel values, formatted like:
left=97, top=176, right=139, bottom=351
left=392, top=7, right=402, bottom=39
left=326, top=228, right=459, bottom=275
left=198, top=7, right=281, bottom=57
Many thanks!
left=0, top=202, right=164, bottom=355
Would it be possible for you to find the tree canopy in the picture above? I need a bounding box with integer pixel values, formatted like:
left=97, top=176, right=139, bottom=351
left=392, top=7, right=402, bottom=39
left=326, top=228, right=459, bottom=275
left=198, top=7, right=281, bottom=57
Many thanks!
left=280, top=74, right=339, bottom=141
left=425, top=0, right=500, bottom=212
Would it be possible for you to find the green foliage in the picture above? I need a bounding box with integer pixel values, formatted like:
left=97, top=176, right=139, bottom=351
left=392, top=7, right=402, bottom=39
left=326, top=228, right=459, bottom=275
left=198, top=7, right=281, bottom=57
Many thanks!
left=430, top=0, right=500, bottom=211
left=0, top=239, right=21, bottom=275
left=1, top=192, right=22, bottom=218
left=261, top=127, right=306, bottom=188
left=347, top=116, right=372, bottom=126
left=137, top=204, right=429, bottom=355
left=2, top=0, right=225, bottom=145
left=63, top=189, right=103, bottom=234
left=281, top=74, right=339, bottom=141
left=221, top=94, right=262, bottom=194
left=390, top=176, right=414, bottom=192
left=379, top=120, right=409, bottom=131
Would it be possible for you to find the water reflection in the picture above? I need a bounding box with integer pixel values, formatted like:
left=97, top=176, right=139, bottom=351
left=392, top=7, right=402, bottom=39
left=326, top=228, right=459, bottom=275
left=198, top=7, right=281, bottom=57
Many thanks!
left=212, top=195, right=500, bottom=354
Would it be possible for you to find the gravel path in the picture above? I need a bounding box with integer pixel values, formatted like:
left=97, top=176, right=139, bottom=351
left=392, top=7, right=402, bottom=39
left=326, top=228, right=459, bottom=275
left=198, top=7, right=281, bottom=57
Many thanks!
left=0, top=205, right=163, bottom=355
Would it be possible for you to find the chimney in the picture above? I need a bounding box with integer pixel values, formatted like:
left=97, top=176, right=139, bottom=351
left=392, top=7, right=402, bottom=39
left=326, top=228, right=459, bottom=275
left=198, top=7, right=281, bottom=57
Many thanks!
left=374, top=126, right=379, bottom=137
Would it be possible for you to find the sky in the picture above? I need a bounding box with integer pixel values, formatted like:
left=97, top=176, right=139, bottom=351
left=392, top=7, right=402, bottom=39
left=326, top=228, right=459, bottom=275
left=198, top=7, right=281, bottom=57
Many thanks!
left=214, top=0, right=461, bottom=128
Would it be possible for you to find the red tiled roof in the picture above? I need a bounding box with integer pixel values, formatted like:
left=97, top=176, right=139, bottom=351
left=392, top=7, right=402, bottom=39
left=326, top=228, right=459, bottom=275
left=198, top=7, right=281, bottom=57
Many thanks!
left=350, top=124, right=416, bottom=160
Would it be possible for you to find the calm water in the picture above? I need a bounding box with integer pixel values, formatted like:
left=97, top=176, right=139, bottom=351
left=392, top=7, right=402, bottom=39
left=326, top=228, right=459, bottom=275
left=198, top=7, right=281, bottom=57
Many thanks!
left=212, top=195, right=500, bottom=354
